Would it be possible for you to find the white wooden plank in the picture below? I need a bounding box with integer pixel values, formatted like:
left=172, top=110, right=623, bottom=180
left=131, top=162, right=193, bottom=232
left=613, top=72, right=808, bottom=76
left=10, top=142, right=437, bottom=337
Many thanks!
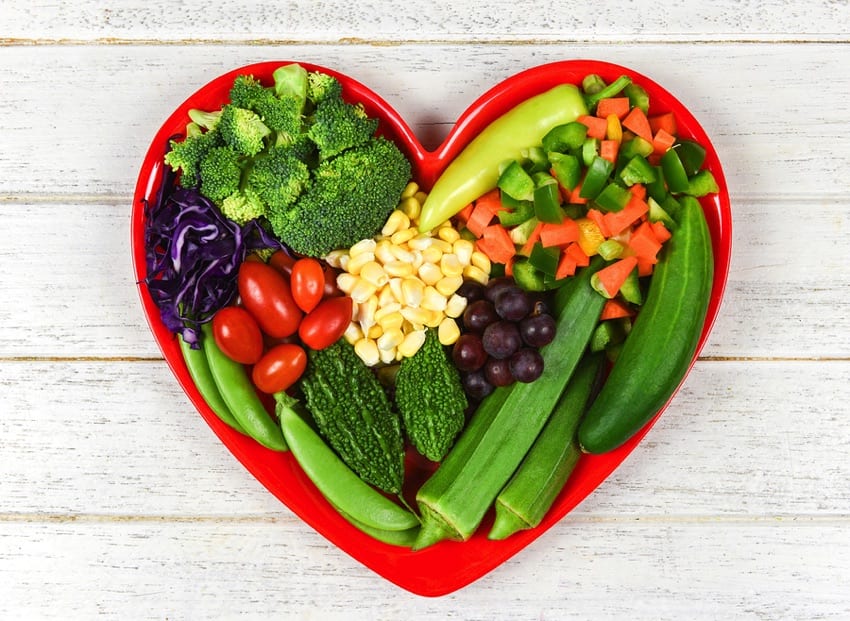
left=2, top=0, right=849, bottom=42
left=2, top=198, right=848, bottom=359
left=2, top=360, right=848, bottom=518
left=0, top=44, right=848, bottom=200
left=0, top=518, right=848, bottom=619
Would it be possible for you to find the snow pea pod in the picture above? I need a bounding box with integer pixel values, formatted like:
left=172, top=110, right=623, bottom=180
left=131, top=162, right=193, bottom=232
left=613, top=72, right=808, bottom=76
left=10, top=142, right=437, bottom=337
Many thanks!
left=417, top=84, right=588, bottom=231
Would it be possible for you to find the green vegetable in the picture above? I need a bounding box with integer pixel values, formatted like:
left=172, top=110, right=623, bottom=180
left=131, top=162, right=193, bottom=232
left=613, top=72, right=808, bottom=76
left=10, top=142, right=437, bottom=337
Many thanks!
left=277, top=394, right=420, bottom=533
left=497, top=160, right=535, bottom=201
left=217, top=104, right=272, bottom=157
left=246, top=146, right=310, bottom=212
left=417, top=84, right=588, bottom=231
left=298, top=340, right=406, bottom=494
left=178, top=332, right=245, bottom=434
left=394, top=329, right=468, bottom=462
left=267, top=136, right=411, bottom=257
left=412, top=257, right=607, bottom=549
left=579, top=156, right=614, bottom=200
left=198, top=145, right=243, bottom=203
left=163, top=125, right=224, bottom=188
left=488, top=352, right=604, bottom=540
left=307, top=96, right=379, bottom=160
left=200, top=323, right=287, bottom=451
left=578, top=196, right=713, bottom=453
left=229, top=73, right=305, bottom=144
left=533, top=172, right=563, bottom=223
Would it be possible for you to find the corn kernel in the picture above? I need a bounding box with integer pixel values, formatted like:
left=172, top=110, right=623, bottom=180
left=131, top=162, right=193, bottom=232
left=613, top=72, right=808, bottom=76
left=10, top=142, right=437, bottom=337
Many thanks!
left=380, top=345, right=398, bottom=365
left=377, top=328, right=404, bottom=351
left=401, top=181, right=419, bottom=199
left=384, top=260, right=414, bottom=278
left=378, top=310, right=404, bottom=332
left=401, top=277, right=425, bottom=307
left=382, top=210, right=410, bottom=237
left=421, top=245, right=443, bottom=265
left=389, top=244, right=416, bottom=264
left=453, top=239, right=475, bottom=265
left=346, top=251, right=376, bottom=276
left=418, top=262, right=443, bottom=286
left=359, top=261, right=388, bottom=288
left=414, top=191, right=428, bottom=205
left=374, top=239, right=396, bottom=264
left=435, top=274, right=463, bottom=297
left=367, top=324, right=383, bottom=339
left=438, top=317, right=461, bottom=345
left=445, top=293, right=468, bottom=318
left=357, top=296, right=378, bottom=329
left=388, top=277, right=404, bottom=303
left=374, top=302, right=402, bottom=323
left=398, top=329, right=427, bottom=358
left=471, top=251, right=492, bottom=274
left=438, top=226, right=461, bottom=244
left=324, top=249, right=347, bottom=268
left=336, top=272, right=358, bottom=295
left=430, top=238, right=454, bottom=254
left=350, top=279, right=378, bottom=304
left=440, top=253, right=465, bottom=277
left=354, top=338, right=380, bottom=367
left=421, top=286, right=448, bottom=312
left=349, top=238, right=377, bottom=258
left=400, top=306, right=432, bottom=327
left=343, top=322, right=363, bottom=344
left=377, top=284, right=396, bottom=307
left=407, top=234, right=433, bottom=251
left=390, top=228, right=417, bottom=246
left=399, top=196, right=421, bottom=221
left=423, top=309, right=443, bottom=328
left=463, top=264, right=490, bottom=285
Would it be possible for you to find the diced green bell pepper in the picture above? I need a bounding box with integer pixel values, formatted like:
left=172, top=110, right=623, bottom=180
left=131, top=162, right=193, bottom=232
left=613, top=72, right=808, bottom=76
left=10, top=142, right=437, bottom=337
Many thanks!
left=579, top=156, right=614, bottom=200
left=594, top=182, right=632, bottom=213
left=528, top=243, right=560, bottom=276
left=686, top=169, right=719, bottom=197
left=549, top=152, right=581, bottom=191
left=533, top=173, right=563, bottom=223
left=542, top=121, right=588, bottom=154
left=618, top=154, right=657, bottom=187
left=673, top=139, right=707, bottom=176
left=497, top=159, right=535, bottom=201
left=660, top=148, right=690, bottom=193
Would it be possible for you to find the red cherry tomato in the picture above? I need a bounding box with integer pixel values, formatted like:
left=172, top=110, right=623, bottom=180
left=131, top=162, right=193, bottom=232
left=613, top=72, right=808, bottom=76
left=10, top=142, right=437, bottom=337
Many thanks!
left=267, top=249, right=297, bottom=277
left=322, top=264, right=343, bottom=298
left=290, top=257, right=326, bottom=313
left=238, top=261, right=303, bottom=339
left=211, top=306, right=264, bottom=364
left=251, top=343, right=307, bottom=394
left=298, top=296, right=354, bottom=351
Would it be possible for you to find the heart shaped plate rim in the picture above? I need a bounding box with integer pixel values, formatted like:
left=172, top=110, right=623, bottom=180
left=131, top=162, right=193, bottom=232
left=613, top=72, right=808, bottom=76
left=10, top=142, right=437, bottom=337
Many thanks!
left=131, top=59, right=731, bottom=597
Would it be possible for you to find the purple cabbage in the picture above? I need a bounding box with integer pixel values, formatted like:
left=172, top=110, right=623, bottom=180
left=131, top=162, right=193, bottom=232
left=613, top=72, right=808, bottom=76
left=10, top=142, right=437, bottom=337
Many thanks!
left=143, top=178, right=281, bottom=347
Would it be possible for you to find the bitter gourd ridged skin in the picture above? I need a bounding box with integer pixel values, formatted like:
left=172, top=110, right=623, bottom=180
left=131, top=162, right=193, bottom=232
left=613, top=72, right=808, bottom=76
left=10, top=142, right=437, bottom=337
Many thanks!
left=394, top=329, right=468, bottom=462
left=299, top=340, right=405, bottom=494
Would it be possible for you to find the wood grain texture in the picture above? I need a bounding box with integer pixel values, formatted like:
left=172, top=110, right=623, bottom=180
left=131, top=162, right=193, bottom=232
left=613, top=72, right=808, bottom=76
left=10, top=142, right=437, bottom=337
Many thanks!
left=1, top=0, right=849, bottom=615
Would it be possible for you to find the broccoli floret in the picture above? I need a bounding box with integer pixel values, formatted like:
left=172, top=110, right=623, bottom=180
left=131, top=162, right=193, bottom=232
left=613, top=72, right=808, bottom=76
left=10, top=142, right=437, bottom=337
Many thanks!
left=219, top=187, right=266, bottom=225
left=229, top=74, right=304, bottom=145
left=267, top=136, right=411, bottom=257
left=198, top=145, right=243, bottom=203
left=307, top=71, right=342, bottom=105
left=163, top=127, right=224, bottom=188
left=394, top=329, right=468, bottom=462
left=247, top=146, right=310, bottom=211
left=307, top=97, right=379, bottom=160
left=272, top=63, right=308, bottom=101
left=217, top=104, right=271, bottom=156
left=188, top=108, right=222, bottom=131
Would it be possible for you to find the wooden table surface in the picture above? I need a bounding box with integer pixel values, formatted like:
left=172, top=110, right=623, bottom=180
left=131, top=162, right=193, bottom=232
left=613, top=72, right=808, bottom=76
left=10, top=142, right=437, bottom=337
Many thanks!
left=2, top=2, right=850, bottom=618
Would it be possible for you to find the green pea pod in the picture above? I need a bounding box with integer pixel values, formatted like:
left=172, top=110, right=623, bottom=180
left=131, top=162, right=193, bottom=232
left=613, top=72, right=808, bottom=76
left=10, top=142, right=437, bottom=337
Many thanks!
left=201, top=323, right=288, bottom=452
left=331, top=502, right=421, bottom=548
left=417, top=84, right=588, bottom=231
left=178, top=332, right=245, bottom=434
left=278, top=394, right=420, bottom=532
left=488, top=352, right=604, bottom=540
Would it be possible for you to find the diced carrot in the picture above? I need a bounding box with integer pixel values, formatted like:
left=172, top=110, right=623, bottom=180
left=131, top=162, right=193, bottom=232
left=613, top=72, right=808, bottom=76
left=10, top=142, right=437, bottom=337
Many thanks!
left=652, top=128, right=677, bottom=155
left=578, top=114, right=608, bottom=140
left=475, top=188, right=506, bottom=216
left=622, top=106, right=653, bottom=142
left=594, top=256, right=638, bottom=298
left=478, top=223, right=517, bottom=264
left=555, top=252, right=577, bottom=280
left=564, top=241, right=591, bottom=267
left=568, top=183, right=588, bottom=205
left=650, top=220, right=672, bottom=243
left=585, top=208, right=611, bottom=239
left=540, top=219, right=580, bottom=248
left=504, top=255, right=515, bottom=277
left=596, top=97, right=631, bottom=120
left=649, top=111, right=677, bottom=137
left=603, top=194, right=649, bottom=236
left=636, top=256, right=656, bottom=277
left=520, top=221, right=545, bottom=256
left=630, top=183, right=647, bottom=201
left=628, top=221, right=663, bottom=262
left=457, top=202, right=474, bottom=223
left=466, top=202, right=497, bottom=237
left=600, top=298, right=634, bottom=320
left=600, top=139, right=619, bottom=164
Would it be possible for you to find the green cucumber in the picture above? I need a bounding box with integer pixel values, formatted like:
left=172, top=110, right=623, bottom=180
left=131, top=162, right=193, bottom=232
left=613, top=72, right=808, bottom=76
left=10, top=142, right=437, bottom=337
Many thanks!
left=412, top=256, right=607, bottom=549
left=488, top=352, right=604, bottom=540
left=578, top=196, right=713, bottom=453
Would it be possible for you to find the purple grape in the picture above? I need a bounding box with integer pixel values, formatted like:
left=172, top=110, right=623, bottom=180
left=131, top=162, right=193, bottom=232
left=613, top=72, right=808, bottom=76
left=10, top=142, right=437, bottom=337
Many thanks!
left=510, top=348, right=545, bottom=383
left=494, top=286, right=532, bottom=322
left=484, top=357, right=514, bottom=387
left=457, top=280, right=486, bottom=303
left=463, top=370, right=494, bottom=401
left=482, top=321, right=522, bottom=359
left=452, top=333, right=487, bottom=372
left=484, top=276, right=516, bottom=303
left=463, top=299, right=499, bottom=333
left=519, top=313, right=557, bottom=348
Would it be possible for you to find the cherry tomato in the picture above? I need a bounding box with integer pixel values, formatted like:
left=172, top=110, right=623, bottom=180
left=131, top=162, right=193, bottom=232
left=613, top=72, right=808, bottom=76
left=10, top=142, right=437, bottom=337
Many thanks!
left=238, top=261, right=303, bottom=339
left=211, top=306, right=264, bottom=364
left=251, top=343, right=307, bottom=394
left=298, top=296, right=354, bottom=351
left=322, top=264, right=343, bottom=298
left=290, top=257, right=326, bottom=313
left=267, top=249, right=297, bottom=277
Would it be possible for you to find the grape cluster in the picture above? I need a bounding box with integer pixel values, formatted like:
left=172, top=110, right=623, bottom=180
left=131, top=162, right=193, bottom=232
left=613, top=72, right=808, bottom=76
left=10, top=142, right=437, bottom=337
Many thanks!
left=452, top=277, right=557, bottom=400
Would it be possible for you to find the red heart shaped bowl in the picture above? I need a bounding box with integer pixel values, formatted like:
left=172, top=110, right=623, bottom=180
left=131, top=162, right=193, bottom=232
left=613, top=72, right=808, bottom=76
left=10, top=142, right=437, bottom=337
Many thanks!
left=132, top=59, right=731, bottom=597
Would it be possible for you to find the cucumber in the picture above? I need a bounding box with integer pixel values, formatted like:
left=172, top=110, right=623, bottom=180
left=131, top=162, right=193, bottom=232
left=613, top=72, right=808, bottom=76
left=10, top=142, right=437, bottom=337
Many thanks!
left=578, top=196, right=713, bottom=454
left=488, top=352, right=604, bottom=540
left=412, top=256, right=607, bottom=549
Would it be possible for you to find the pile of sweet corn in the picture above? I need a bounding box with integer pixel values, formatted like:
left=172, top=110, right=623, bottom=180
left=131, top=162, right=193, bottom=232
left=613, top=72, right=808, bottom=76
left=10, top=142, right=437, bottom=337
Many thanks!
left=325, top=182, right=491, bottom=366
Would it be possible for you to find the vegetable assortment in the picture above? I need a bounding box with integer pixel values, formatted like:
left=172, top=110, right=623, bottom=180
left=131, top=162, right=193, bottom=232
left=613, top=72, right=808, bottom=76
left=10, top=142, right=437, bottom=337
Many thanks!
left=143, top=62, right=718, bottom=550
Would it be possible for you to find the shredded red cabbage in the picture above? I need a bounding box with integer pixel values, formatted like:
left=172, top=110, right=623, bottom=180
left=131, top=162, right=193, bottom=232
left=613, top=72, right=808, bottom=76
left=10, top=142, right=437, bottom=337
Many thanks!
left=143, top=170, right=281, bottom=347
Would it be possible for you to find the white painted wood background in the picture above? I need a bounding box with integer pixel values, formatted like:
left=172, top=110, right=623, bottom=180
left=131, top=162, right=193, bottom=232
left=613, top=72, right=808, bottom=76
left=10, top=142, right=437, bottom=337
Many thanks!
left=2, top=1, right=849, bottom=618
